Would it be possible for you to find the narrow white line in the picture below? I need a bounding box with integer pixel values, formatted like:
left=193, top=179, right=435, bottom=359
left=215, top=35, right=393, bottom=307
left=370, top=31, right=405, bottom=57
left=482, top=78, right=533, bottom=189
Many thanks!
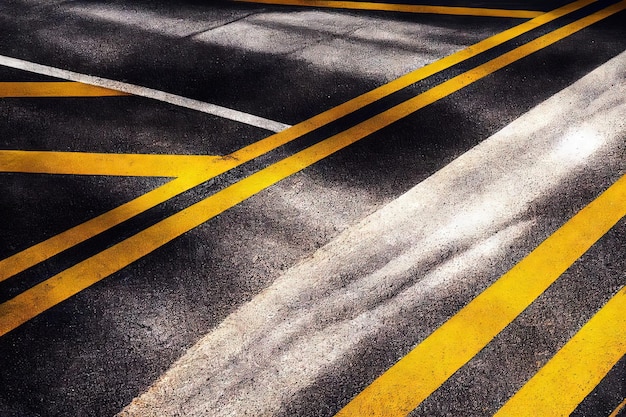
left=0, top=54, right=292, bottom=133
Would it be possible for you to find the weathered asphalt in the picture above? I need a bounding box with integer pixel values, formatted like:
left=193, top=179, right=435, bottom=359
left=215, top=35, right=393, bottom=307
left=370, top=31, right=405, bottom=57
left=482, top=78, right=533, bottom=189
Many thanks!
left=0, top=0, right=624, bottom=416
left=119, top=50, right=626, bottom=417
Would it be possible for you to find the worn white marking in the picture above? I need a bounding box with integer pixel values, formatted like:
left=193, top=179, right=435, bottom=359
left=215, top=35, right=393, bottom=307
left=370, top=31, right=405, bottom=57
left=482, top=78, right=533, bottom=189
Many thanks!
left=0, top=54, right=291, bottom=133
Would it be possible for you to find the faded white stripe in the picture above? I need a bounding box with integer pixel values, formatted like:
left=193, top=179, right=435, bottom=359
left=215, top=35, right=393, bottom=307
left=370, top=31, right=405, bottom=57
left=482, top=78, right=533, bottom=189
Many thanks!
left=0, top=54, right=291, bottom=133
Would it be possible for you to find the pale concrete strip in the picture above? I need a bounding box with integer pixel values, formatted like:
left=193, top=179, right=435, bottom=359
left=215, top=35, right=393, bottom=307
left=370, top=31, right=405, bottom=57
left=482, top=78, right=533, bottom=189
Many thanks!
left=119, top=52, right=626, bottom=417
left=0, top=54, right=291, bottom=133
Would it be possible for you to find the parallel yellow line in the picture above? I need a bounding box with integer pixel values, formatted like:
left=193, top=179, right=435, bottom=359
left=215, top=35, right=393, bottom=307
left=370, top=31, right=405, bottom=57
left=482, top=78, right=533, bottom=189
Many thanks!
left=0, top=0, right=621, bottom=337
left=234, top=0, right=542, bottom=18
left=227, top=0, right=594, bottom=163
left=495, top=287, right=626, bottom=417
left=609, top=398, right=626, bottom=417
left=334, top=173, right=626, bottom=417
left=0, top=175, right=204, bottom=283
left=0, top=81, right=128, bottom=97
left=0, top=0, right=592, bottom=284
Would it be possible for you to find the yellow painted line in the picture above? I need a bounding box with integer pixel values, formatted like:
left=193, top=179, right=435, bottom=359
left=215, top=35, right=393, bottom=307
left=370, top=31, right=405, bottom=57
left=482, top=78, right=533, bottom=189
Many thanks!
left=0, top=1, right=622, bottom=337
left=609, top=398, right=626, bottom=417
left=334, top=169, right=626, bottom=417
left=495, top=287, right=626, bottom=417
left=0, top=81, right=128, bottom=97
left=227, top=0, right=595, bottom=164
left=0, top=175, right=203, bottom=283
left=0, top=0, right=593, bottom=283
left=0, top=150, right=225, bottom=177
left=235, top=0, right=542, bottom=18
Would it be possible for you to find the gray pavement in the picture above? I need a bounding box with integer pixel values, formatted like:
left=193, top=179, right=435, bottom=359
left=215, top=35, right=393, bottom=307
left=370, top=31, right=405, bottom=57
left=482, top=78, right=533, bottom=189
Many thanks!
left=0, top=0, right=624, bottom=416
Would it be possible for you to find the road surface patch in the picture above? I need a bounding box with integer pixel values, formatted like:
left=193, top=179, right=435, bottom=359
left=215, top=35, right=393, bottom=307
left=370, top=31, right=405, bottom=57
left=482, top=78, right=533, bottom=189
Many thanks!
left=610, top=398, right=626, bottom=417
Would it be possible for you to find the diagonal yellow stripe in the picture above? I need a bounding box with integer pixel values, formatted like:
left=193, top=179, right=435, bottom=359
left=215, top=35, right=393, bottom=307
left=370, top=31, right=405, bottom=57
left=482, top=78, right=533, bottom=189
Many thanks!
left=227, top=0, right=595, bottom=163
left=0, top=81, right=128, bottom=97
left=234, top=0, right=543, bottom=18
left=0, top=0, right=622, bottom=338
left=0, top=175, right=210, bottom=283
left=334, top=171, right=626, bottom=417
left=495, top=287, right=626, bottom=417
left=0, top=154, right=236, bottom=282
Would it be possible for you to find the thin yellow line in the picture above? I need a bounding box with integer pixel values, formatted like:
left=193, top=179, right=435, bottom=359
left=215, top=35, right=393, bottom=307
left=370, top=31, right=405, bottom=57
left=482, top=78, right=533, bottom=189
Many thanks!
left=0, top=1, right=621, bottom=337
left=227, top=0, right=594, bottom=163
left=334, top=173, right=626, bottom=417
left=0, top=150, right=225, bottom=177
left=609, top=397, right=626, bottom=417
left=234, top=0, right=543, bottom=18
left=495, top=288, right=626, bottom=417
left=0, top=0, right=590, bottom=283
left=0, top=81, right=128, bottom=97
left=0, top=175, right=200, bottom=282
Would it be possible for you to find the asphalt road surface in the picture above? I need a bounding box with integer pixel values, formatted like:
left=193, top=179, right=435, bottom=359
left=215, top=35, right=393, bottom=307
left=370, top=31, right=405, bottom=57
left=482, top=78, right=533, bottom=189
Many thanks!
left=0, top=0, right=624, bottom=416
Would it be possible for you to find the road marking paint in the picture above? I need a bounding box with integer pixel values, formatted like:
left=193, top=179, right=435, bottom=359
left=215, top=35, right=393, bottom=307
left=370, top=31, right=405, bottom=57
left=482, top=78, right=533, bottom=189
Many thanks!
left=0, top=150, right=223, bottom=177
left=609, top=398, right=626, bottom=417
left=0, top=0, right=594, bottom=284
left=0, top=0, right=621, bottom=337
left=495, top=287, right=626, bottom=417
left=335, top=174, right=626, bottom=416
left=235, top=0, right=542, bottom=18
left=0, top=81, right=129, bottom=97
left=0, top=54, right=291, bottom=133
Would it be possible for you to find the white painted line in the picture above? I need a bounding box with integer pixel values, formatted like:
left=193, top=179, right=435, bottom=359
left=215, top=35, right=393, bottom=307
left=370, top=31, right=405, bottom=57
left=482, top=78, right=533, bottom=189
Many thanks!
left=0, top=54, right=291, bottom=133
left=119, top=51, right=626, bottom=417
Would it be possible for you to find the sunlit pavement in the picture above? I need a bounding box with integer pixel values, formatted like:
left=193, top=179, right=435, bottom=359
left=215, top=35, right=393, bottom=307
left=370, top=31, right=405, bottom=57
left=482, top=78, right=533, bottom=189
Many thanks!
left=0, top=0, right=624, bottom=416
